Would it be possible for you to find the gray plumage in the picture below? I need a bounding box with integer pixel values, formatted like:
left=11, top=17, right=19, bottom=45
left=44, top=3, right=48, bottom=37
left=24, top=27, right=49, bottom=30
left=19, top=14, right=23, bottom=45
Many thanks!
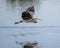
left=26, top=6, right=35, bottom=13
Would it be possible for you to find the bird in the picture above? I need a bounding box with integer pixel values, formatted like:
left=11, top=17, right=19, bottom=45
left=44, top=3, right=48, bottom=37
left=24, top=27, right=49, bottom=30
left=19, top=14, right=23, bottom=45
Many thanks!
left=22, top=6, right=34, bottom=20
left=15, top=6, right=41, bottom=24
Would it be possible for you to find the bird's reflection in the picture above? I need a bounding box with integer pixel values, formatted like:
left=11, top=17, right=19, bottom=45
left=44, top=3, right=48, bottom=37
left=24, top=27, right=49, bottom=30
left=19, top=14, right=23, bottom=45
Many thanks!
left=6, top=0, right=40, bottom=8
left=6, top=0, right=16, bottom=9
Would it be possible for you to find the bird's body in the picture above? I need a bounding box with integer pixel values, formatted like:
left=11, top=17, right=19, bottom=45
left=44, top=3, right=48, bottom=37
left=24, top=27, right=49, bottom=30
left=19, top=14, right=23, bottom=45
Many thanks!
left=22, top=6, right=35, bottom=21
left=15, top=6, right=41, bottom=24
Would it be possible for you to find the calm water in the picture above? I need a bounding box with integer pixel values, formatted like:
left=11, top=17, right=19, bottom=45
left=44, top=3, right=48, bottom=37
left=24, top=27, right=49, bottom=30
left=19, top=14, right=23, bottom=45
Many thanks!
left=0, top=0, right=60, bottom=48
left=0, top=26, right=60, bottom=48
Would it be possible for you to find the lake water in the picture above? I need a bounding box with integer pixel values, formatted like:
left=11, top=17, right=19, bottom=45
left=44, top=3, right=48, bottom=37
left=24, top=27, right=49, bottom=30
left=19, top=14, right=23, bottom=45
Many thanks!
left=0, top=26, right=60, bottom=48
left=0, top=0, right=60, bottom=48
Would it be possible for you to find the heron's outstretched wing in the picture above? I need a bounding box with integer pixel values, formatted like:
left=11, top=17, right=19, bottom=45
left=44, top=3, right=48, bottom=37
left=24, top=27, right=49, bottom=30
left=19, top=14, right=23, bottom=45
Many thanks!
left=26, top=6, right=35, bottom=13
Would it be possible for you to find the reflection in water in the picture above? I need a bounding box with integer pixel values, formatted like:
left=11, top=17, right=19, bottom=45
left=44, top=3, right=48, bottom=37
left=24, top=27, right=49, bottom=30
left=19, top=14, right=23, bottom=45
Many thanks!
left=6, top=0, right=40, bottom=14
left=6, top=0, right=16, bottom=8
left=6, top=0, right=40, bottom=9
